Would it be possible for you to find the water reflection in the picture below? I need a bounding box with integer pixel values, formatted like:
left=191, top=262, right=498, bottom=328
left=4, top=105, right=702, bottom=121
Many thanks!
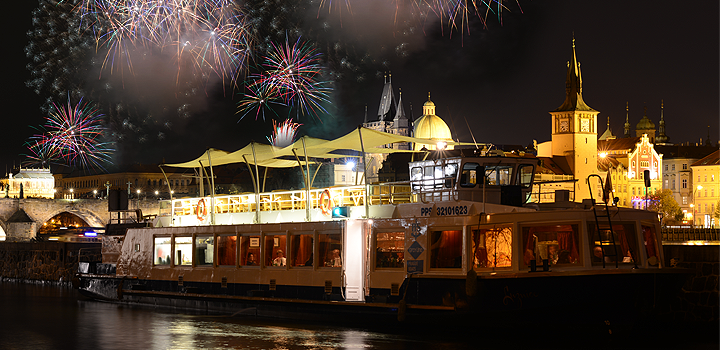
left=1, top=282, right=716, bottom=350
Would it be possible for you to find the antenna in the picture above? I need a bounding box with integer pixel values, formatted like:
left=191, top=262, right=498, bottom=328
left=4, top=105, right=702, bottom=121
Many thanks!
left=463, top=115, right=479, bottom=149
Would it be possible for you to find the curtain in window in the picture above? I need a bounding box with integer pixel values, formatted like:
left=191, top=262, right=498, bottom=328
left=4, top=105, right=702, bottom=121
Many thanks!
left=473, top=230, right=488, bottom=268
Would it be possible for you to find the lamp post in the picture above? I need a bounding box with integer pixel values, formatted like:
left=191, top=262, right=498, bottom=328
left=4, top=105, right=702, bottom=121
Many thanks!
left=693, top=185, right=703, bottom=228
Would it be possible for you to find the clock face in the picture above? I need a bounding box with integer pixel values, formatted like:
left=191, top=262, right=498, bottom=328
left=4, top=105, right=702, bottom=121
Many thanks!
left=559, top=119, right=569, bottom=132
left=580, top=119, right=590, bottom=132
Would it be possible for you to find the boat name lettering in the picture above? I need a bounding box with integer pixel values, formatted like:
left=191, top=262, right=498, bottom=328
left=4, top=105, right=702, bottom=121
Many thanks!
left=502, top=286, right=538, bottom=308
left=436, top=205, right=468, bottom=216
left=420, top=207, right=433, bottom=216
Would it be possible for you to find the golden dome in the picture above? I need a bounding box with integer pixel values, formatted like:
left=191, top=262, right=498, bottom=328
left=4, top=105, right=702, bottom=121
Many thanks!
left=413, top=95, right=453, bottom=151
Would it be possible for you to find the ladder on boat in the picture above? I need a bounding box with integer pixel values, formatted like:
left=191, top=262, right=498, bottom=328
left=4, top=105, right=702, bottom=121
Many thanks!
left=587, top=174, right=619, bottom=268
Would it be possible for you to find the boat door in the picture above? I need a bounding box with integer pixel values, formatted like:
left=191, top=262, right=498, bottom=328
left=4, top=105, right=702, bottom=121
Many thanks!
left=342, top=219, right=366, bottom=301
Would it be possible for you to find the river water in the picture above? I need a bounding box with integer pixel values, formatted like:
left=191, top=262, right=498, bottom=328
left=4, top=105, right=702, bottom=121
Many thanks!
left=0, top=282, right=716, bottom=350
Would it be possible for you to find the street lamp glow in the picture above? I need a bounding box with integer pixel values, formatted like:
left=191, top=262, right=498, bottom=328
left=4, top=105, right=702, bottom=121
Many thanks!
left=436, top=141, right=447, bottom=150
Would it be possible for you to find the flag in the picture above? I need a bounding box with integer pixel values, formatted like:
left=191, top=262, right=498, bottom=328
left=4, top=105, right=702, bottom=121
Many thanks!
left=603, top=171, right=613, bottom=204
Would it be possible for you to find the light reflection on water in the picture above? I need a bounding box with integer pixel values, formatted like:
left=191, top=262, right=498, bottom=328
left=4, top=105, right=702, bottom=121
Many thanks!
left=0, top=283, right=440, bottom=350
left=1, top=282, right=717, bottom=350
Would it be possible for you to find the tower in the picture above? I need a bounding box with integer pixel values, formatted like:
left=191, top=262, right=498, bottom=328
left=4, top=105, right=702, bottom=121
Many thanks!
left=624, top=102, right=631, bottom=138
left=635, top=106, right=656, bottom=142
left=655, top=99, right=670, bottom=144
left=550, top=37, right=600, bottom=201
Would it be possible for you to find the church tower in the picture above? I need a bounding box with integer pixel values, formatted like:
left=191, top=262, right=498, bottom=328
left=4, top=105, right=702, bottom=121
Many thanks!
left=550, top=38, right=600, bottom=201
left=655, top=99, right=670, bottom=144
left=623, top=102, right=631, bottom=138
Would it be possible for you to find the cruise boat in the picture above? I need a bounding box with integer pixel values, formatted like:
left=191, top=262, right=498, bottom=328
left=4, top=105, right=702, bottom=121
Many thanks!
left=75, top=128, right=689, bottom=326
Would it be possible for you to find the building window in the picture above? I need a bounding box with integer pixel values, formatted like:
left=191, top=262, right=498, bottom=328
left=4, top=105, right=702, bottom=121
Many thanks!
left=705, top=175, right=708, bottom=182
left=664, top=165, right=668, bottom=171
left=375, top=231, right=405, bottom=268
left=640, top=161, right=649, bottom=168
left=217, top=235, right=237, bottom=266
left=153, top=236, right=171, bottom=265
left=195, top=235, right=214, bottom=266
left=682, top=164, right=687, bottom=170
left=682, top=197, right=687, bottom=205
left=632, top=187, right=636, bottom=196
left=430, top=230, right=462, bottom=268
left=671, top=164, right=675, bottom=171
left=473, top=226, right=513, bottom=268
left=174, top=236, right=193, bottom=265
left=682, top=179, right=687, bottom=189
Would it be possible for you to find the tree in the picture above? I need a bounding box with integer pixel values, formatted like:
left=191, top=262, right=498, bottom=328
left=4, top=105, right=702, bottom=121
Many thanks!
left=714, top=199, right=720, bottom=222
left=648, top=189, right=683, bottom=224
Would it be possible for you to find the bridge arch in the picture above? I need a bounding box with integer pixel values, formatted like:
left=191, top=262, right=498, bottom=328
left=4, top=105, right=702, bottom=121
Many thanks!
left=36, top=208, right=106, bottom=233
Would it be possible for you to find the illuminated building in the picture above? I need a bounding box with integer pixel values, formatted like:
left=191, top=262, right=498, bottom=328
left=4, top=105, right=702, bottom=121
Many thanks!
left=690, top=150, right=720, bottom=227
left=412, top=94, right=454, bottom=151
left=53, top=165, right=193, bottom=199
left=1, top=167, right=55, bottom=199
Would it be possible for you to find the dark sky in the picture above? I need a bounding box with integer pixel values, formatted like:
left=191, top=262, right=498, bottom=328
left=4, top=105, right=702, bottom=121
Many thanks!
left=3, top=1, right=718, bottom=172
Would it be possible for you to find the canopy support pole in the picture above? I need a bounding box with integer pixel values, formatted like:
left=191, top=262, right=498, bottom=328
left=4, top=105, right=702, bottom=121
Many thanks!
left=207, top=149, right=216, bottom=225
left=250, top=142, right=261, bottom=224
left=291, top=149, right=311, bottom=222
left=301, top=137, right=312, bottom=222
left=358, top=126, right=369, bottom=219
left=159, top=165, right=174, bottom=226
left=262, top=167, right=268, bottom=193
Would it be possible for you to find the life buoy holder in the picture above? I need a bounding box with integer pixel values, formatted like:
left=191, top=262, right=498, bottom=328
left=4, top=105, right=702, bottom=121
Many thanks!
left=320, top=189, right=332, bottom=216
left=196, top=198, right=207, bottom=221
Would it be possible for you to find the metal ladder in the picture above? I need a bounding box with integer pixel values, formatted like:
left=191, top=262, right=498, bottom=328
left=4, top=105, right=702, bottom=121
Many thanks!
left=587, top=175, right=618, bottom=268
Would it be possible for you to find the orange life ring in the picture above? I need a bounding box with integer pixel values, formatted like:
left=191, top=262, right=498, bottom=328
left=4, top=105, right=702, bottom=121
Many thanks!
left=196, top=198, right=207, bottom=221
left=320, top=189, right=332, bottom=216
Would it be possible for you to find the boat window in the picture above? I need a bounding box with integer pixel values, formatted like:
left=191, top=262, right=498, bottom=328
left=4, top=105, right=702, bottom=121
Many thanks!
left=485, top=165, right=513, bottom=186
left=153, top=236, right=171, bottom=265
left=217, top=235, right=237, bottom=266
left=472, top=226, right=512, bottom=268
left=430, top=230, right=462, bottom=268
left=195, top=235, right=214, bottom=266
left=460, top=162, right=482, bottom=188
left=522, top=225, right=580, bottom=266
left=239, top=235, right=260, bottom=266
left=174, top=236, right=193, bottom=266
left=517, top=164, right=534, bottom=188
left=318, top=232, right=342, bottom=267
left=641, top=225, right=660, bottom=266
left=443, top=163, right=458, bottom=188
left=375, top=231, right=405, bottom=268
left=411, top=167, right=423, bottom=190
left=290, top=234, right=314, bottom=267
left=265, top=234, right=287, bottom=267
left=587, top=223, right=639, bottom=265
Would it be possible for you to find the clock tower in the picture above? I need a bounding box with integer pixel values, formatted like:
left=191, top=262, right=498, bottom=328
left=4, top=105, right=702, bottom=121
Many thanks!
left=550, top=38, right=600, bottom=202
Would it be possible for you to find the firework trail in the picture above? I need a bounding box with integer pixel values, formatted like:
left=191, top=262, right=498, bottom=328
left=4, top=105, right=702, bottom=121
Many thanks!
left=26, top=97, right=114, bottom=170
left=268, top=118, right=302, bottom=147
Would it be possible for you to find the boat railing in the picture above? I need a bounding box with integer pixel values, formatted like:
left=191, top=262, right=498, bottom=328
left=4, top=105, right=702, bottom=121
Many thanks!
left=163, top=182, right=415, bottom=218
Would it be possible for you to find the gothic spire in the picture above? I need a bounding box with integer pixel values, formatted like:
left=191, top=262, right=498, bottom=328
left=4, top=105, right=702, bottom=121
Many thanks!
left=656, top=99, right=670, bottom=144
left=553, top=36, right=597, bottom=112
left=624, top=101, right=631, bottom=138
left=377, top=72, right=397, bottom=121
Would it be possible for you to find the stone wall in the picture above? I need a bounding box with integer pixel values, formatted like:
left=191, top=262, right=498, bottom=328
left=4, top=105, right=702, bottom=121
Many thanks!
left=663, top=245, right=719, bottom=323
left=0, top=242, right=101, bottom=283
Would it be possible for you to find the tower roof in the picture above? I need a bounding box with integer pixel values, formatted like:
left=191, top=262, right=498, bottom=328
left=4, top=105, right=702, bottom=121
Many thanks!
left=377, top=73, right=397, bottom=121
left=636, top=106, right=655, bottom=130
left=599, top=116, right=616, bottom=140
left=553, top=37, right=597, bottom=113
left=394, top=89, right=407, bottom=120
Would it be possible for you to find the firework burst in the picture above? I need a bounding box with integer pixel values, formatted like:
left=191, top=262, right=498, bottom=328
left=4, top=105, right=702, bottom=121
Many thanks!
left=236, top=79, right=285, bottom=121
left=259, top=36, right=332, bottom=118
left=26, top=97, right=114, bottom=170
left=268, top=118, right=302, bottom=147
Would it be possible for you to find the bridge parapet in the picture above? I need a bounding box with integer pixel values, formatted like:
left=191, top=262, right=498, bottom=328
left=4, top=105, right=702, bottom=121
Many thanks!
left=0, top=198, right=160, bottom=241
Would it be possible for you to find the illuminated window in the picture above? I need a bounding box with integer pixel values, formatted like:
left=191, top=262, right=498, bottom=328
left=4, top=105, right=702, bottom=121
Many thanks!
left=239, top=235, right=260, bottom=266
left=174, top=236, right=192, bottom=265
left=460, top=162, right=481, bottom=188
left=473, top=226, right=512, bottom=268
left=290, top=233, right=314, bottom=267
left=217, top=235, right=237, bottom=266
left=154, top=236, right=171, bottom=265
left=641, top=225, right=660, bottom=266
left=523, top=225, right=579, bottom=266
left=375, top=231, right=405, bottom=268
left=588, top=224, right=639, bottom=265
left=265, top=234, right=287, bottom=267
left=195, top=235, right=214, bottom=266
left=318, top=232, right=342, bottom=267
left=682, top=197, right=687, bottom=205
left=517, top=165, right=534, bottom=188
left=430, top=230, right=462, bottom=268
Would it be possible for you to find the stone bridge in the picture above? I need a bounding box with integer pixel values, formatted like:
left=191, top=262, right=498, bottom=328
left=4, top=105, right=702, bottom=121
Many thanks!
left=0, top=198, right=161, bottom=241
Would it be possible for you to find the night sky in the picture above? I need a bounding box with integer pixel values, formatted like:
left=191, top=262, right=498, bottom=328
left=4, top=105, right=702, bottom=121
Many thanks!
left=3, top=1, right=718, bottom=173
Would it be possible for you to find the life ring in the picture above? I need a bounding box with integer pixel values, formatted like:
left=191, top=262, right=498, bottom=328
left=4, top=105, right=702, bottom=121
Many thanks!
left=196, top=198, right=207, bottom=221
left=320, top=189, right=332, bottom=216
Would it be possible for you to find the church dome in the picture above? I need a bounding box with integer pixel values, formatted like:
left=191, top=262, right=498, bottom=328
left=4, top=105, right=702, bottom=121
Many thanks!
left=413, top=93, right=453, bottom=150
left=636, top=115, right=655, bottom=130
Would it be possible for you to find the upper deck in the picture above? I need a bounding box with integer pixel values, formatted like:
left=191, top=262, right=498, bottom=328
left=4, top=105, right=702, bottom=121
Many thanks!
left=155, top=151, right=540, bottom=227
